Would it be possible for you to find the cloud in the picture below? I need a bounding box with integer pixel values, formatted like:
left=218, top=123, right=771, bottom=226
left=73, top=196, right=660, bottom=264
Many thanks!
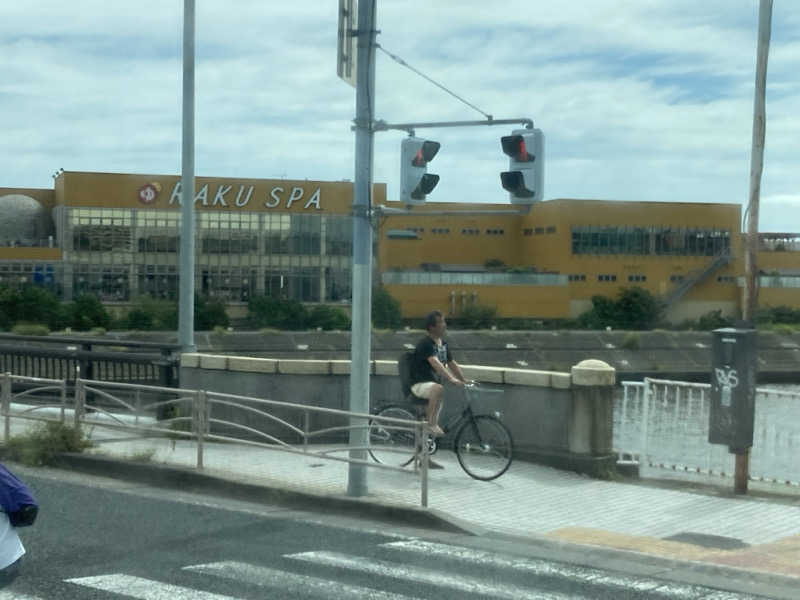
left=0, top=1, right=798, bottom=231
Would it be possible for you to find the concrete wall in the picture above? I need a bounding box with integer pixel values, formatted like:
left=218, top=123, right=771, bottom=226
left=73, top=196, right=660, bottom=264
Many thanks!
left=181, top=354, right=616, bottom=477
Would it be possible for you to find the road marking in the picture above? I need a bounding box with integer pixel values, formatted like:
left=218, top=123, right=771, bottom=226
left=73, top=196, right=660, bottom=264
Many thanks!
left=286, top=551, right=585, bottom=600
left=65, top=574, right=243, bottom=600
left=186, top=561, right=420, bottom=600
left=381, top=540, right=762, bottom=600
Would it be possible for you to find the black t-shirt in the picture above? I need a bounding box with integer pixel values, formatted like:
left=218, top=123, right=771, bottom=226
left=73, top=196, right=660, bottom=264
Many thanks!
left=410, top=335, right=453, bottom=385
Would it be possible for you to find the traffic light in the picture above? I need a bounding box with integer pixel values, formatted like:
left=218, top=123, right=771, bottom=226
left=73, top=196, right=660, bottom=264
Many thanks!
left=500, top=128, right=544, bottom=204
left=400, top=136, right=440, bottom=204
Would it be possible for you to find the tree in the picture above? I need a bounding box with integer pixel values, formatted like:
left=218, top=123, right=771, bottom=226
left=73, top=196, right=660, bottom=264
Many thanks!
left=371, top=287, right=402, bottom=329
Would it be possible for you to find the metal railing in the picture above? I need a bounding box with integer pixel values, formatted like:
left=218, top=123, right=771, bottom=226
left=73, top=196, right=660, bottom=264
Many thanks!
left=0, top=373, right=69, bottom=439
left=1, top=373, right=431, bottom=506
left=616, top=377, right=800, bottom=486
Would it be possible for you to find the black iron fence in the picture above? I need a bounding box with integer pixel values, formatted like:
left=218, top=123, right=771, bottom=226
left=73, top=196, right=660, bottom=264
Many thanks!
left=0, top=334, right=181, bottom=388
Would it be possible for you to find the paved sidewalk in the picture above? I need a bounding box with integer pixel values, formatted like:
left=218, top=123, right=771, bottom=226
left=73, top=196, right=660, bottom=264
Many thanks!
left=8, top=414, right=800, bottom=585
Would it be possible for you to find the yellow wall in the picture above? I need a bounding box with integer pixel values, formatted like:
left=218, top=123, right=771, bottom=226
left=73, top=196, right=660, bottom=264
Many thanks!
left=385, top=283, right=570, bottom=319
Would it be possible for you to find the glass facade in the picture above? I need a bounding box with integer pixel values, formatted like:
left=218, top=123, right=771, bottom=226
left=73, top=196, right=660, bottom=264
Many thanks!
left=60, top=207, right=354, bottom=304
left=382, top=271, right=567, bottom=286
left=571, top=226, right=731, bottom=256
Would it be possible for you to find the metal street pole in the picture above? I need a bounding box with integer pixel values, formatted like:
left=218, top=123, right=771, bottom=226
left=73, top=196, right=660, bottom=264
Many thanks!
left=738, top=0, right=772, bottom=495
left=347, top=0, right=377, bottom=497
left=179, top=0, right=196, bottom=353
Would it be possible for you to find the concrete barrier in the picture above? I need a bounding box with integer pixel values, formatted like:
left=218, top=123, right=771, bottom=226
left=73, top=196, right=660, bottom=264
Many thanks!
left=180, top=353, right=616, bottom=478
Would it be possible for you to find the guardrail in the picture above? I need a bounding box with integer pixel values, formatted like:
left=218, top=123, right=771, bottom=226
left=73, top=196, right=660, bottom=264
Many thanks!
left=0, top=373, right=431, bottom=506
left=0, top=372, right=68, bottom=439
left=616, top=377, right=800, bottom=486
left=0, top=334, right=180, bottom=387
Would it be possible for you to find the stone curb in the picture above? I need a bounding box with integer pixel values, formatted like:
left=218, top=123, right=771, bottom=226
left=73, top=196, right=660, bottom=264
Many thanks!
left=52, top=453, right=477, bottom=536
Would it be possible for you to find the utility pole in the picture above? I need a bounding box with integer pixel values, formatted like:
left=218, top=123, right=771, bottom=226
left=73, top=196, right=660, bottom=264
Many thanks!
left=738, top=0, right=772, bottom=494
left=347, top=0, right=376, bottom=497
left=178, top=0, right=196, bottom=353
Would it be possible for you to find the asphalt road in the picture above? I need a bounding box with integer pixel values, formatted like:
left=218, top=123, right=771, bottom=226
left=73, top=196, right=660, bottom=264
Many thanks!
left=1, top=467, right=778, bottom=600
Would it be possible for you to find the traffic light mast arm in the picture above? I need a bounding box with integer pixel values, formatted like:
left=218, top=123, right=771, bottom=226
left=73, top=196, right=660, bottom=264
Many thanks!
left=372, top=117, right=533, bottom=135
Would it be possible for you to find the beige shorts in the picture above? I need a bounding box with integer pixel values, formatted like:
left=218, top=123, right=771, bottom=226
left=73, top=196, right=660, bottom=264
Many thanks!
left=411, top=381, right=440, bottom=399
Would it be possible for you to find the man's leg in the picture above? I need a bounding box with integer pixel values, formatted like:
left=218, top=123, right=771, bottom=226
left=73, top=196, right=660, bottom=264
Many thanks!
left=425, top=383, right=445, bottom=435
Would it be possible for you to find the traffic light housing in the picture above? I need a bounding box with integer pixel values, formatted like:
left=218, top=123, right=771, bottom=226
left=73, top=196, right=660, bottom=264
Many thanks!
left=500, top=128, right=544, bottom=204
left=400, top=137, right=440, bottom=204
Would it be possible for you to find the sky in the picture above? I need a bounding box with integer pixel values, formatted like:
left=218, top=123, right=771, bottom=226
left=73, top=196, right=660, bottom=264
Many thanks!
left=1, top=1, right=798, bottom=231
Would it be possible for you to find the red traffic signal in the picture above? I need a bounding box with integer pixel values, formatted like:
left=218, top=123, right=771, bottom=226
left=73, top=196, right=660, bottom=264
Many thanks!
left=501, top=135, right=534, bottom=162
left=410, top=141, right=440, bottom=167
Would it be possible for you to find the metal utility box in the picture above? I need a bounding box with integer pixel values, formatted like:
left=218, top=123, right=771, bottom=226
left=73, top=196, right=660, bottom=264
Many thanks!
left=708, top=328, right=757, bottom=450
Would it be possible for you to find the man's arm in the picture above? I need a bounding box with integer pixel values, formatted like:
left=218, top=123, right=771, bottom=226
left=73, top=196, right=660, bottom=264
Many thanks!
left=446, top=359, right=469, bottom=384
left=427, top=356, right=465, bottom=386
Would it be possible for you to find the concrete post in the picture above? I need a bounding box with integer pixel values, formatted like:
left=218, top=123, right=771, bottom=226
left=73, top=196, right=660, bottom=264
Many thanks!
left=569, top=359, right=617, bottom=478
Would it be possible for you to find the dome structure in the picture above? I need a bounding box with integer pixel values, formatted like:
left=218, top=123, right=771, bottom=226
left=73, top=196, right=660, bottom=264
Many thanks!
left=0, top=194, right=50, bottom=246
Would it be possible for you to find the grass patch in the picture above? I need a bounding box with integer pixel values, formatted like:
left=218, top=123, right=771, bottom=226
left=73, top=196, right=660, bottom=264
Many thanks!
left=129, top=448, right=157, bottom=462
left=3, top=422, right=93, bottom=466
left=10, top=322, right=50, bottom=336
left=621, top=332, right=641, bottom=350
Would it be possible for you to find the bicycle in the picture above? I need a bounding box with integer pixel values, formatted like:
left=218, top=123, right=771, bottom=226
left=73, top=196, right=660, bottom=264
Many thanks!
left=368, top=383, right=513, bottom=481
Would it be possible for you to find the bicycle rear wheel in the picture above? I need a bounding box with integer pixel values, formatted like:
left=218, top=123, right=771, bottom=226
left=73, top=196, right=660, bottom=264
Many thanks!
left=368, top=405, right=418, bottom=467
left=455, top=415, right=513, bottom=481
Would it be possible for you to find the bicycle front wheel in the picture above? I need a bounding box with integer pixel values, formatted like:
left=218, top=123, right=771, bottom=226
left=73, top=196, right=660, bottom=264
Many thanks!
left=368, top=405, right=418, bottom=467
left=455, top=415, right=513, bottom=481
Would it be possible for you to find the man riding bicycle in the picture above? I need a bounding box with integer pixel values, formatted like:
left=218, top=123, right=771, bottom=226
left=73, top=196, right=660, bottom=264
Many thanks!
left=410, top=310, right=468, bottom=438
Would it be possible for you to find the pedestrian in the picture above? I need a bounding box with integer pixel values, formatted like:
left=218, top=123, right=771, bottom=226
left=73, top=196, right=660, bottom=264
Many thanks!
left=0, top=463, right=35, bottom=590
left=409, top=310, right=468, bottom=438
left=0, top=510, right=24, bottom=589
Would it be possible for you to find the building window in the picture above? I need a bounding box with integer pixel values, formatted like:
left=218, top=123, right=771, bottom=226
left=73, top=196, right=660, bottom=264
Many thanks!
left=627, top=274, right=647, bottom=282
left=670, top=275, right=685, bottom=283
left=432, top=228, right=450, bottom=234
left=75, top=264, right=130, bottom=301
left=534, top=227, right=544, bottom=235
left=598, top=274, right=617, bottom=282
left=523, top=228, right=533, bottom=236
left=486, top=229, right=505, bottom=235
left=572, top=225, right=731, bottom=256
left=324, top=216, right=353, bottom=256
left=717, top=275, right=736, bottom=283
left=568, top=274, right=586, bottom=282
left=461, top=228, right=479, bottom=235
left=546, top=226, right=556, bottom=234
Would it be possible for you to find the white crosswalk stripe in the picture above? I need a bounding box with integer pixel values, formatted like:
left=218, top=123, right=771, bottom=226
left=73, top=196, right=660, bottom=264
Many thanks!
left=186, top=560, right=421, bottom=600
left=65, top=573, right=243, bottom=600
left=382, top=540, right=755, bottom=600
left=0, top=592, right=43, bottom=600
left=286, top=550, right=587, bottom=600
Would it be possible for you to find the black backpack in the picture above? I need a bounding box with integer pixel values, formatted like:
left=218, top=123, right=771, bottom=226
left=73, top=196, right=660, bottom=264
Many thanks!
left=397, top=351, right=414, bottom=398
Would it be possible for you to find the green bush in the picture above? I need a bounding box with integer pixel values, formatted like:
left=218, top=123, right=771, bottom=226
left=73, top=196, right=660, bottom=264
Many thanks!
left=458, top=303, right=498, bottom=329
left=696, top=309, right=734, bottom=330
left=309, top=305, right=351, bottom=330
left=0, top=285, right=70, bottom=331
left=371, top=287, right=402, bottom=329
left=621, top=332, right=640, bottom=350
left=248, top=296, right=309, bottom=330
left=578, top=287, right=663, bottom=331
left=757, top=305, right=800, bottom=325
left=10, top=322, right=50, bottom=336
left=195, top=296, right=230, bottom=330
left=68, top=294, right=112, bottom=331
left=4, top=422, right=93, bottom=466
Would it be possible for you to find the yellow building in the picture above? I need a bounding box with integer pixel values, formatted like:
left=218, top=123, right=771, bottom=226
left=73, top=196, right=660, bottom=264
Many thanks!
left=379, top=198, right=800, bottom=323
left=1, top=170, right=799, bottom=324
